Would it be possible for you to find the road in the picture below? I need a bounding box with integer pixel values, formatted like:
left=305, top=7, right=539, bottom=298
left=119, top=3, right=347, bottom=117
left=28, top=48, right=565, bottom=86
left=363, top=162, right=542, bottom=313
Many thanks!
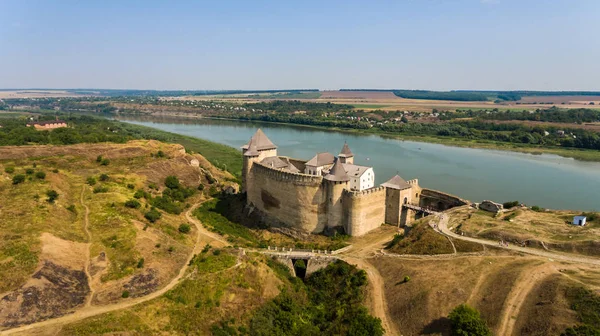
left=435, top=213, right=600, bottom=266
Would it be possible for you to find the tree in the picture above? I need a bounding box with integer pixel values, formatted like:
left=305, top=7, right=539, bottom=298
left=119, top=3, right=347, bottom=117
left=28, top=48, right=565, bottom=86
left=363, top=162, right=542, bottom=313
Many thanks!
left=46, top=189, right=59, bottom=203
left=145, top=208, right=162, bottom=223
left=12, top=174, right=25, bottom=185
left=448, top=304, right=491, bottom=336
left=165, top=175, right=180, bottom=189
left=178, top=223, right=191, bottom=234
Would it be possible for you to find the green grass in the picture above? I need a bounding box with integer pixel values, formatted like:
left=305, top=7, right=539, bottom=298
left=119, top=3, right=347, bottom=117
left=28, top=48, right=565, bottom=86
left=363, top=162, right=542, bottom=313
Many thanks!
left=194, top=199, right=261, bottom=247
left=386, top=220, right=454, bottom=255
left=351, top=104, right=395, bottom=109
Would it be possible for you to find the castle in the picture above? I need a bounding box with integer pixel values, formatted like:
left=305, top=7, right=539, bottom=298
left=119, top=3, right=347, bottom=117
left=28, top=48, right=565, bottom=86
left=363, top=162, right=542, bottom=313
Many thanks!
left=241, top=129, right=430, bottom=236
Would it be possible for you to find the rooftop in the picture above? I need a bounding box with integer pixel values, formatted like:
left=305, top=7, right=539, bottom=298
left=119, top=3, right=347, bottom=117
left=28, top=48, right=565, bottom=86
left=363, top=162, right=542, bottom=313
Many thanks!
left=324, top=158, right=350, bottom=182
left=341, top=163, right=370, bottom=177
left=241, top=128, right=277, bottom=151
left=306, top=152, right=335, bottom=167
left=339, top=142, right=354, bottom=158
left=261, top=156, right=300, bottom=173
left=381, top=175, right=411, bottom=190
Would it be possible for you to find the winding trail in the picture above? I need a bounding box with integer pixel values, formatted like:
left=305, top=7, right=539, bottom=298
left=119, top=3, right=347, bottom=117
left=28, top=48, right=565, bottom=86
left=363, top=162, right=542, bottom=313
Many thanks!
left=1, top=199, right=224, bottom=336
left=80, top=187, right=94, bottom=308
left=496, top=264, right=555, bottom=336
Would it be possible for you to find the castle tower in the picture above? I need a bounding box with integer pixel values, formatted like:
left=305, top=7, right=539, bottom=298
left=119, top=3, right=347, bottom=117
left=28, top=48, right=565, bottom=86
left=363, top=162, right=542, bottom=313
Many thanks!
left=338, top=142, right=354, bottom=164
left=324, top=158, right=350, bottom=230
left=382, top=174, right=413, bottom=227
left=241, top=129, right=277, bottom=193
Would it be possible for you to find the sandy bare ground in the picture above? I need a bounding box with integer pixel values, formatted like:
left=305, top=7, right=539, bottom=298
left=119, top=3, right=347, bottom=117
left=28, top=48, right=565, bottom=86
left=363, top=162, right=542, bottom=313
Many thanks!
left=80, top=188, right=94, bottom=307
left=1, top=200, right=223, bottom=336
left=0, top=90, right=87, bottom=99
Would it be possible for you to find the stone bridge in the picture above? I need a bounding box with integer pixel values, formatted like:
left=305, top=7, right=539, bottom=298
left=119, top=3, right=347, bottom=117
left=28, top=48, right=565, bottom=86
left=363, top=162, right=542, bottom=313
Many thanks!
left=261, top=250, right=339, bottom=277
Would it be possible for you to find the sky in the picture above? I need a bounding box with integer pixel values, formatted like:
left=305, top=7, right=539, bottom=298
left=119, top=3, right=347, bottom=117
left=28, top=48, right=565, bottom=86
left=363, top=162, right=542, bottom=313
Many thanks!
left=0, top=0, right=599, bottom=91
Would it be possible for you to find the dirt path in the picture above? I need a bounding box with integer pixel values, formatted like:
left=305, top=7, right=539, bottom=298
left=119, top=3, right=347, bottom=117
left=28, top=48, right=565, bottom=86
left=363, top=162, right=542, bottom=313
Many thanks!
left=496, top=264, right=555, bottom=336
left=341, top=257, right=399, bottom=336
left=80, top=187, right=94, bottom=308
left=2, top=200, right=225, bottom=336
left=436, top=213, right=600, bottom=266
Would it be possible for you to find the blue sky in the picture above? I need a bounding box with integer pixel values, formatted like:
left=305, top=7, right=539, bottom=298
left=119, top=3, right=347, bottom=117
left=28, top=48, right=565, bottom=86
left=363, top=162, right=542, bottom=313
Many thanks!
left=0, top=0, right=598, bottom=90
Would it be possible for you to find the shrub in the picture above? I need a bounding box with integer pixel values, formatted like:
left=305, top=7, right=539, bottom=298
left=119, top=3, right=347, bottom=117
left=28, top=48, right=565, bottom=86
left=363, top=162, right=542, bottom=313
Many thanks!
left=503, top=200, right=519, bottom=208
left=4, top=166, right=14, bottom=174
left=124, top=199, right=141, bottom=209
left=52, top=169, right=59, bottom=173
left=93, top=185, right=109, bottom=193
left=403, top=275, right=411, bottom=283
left=35, top=171, right=46, bottom=179
left=165, top=175, right=180, bottom=189
left=100, top=158, right=110, bottom=166
left=167, top=246, right=174, bottom=253
left=178, top=223, right=191, bottom=234
left=531, top=205, right=544, bottom=212
left=96, top=155, right=103, bottom=163
left=156, top=150, right=165, bottom=158
left=145, top=208, right=162, bottom=223
left=25, top=168, right=34, bottom=175
left=32, top=163, right=37, bottom=168
left=148, top=183, right=158, bottom=190
left=134, top=189, right=147, bottom=199
left=12, top=174, right=25, bottom=185
left=448, top=304, right=491, bottom=336
left=212, top=249, right=221, bottom=256
left=66, top=205, right=77, bottom=213
left=127, top=183, right=135, bottom=190
left=122, top=291, right=130, bottom=298
left=136, top=258, right=145, bottom=268
left=198, top=184, right=205, bottom=191
left=87, top=177, right=97, bottom=185
left=46, top=189, right=59, bottom=203
left=99, top=173, right=109, bottom=181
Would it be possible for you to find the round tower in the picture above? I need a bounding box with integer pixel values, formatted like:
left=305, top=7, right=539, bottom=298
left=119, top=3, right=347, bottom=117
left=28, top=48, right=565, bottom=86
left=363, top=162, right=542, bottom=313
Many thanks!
left=240, top=129, right=278, bottom=194
left=324, top=159, right=350, bottom=230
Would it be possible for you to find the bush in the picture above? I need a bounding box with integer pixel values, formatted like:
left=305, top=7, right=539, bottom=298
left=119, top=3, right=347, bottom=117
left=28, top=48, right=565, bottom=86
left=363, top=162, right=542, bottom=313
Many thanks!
left=165, top=175, right=181, bottom=189
left=93, top=185, right=109, bottom=193
left=136, top=258, right=145, bottom=268
left=96, top=155, right=103, bottom=163
left=503, top=200, right=519, bottom=208
left=66, top=205, right=77, bottom=213
left=127, top=183, right=135, bottom=190
left=12, top=174, right=25, bottom=185
left=35, top=171, right=46, bottom=179
left=178, top=223, right=191, bottom=234
left=212, top=249, right=221, bottom=256
left=25, top=168, right=34, bottom=175
left=532, top=205, right=544, bottom=212
left=403, top=275, right=411, bottom=283
left=156, top=150, right=165, bottom=158
left=4, top=166, right=14, bottom=174
left=100, top=158, right=110, bottom=166
left=46, top=189, right=59, bottom=203
left=122, top=290, right=130, bottom=298
left=134, top=189, right=147, bottom=199
left=167, top=246, right=174, bottom=253
left=52, top=169, right=59, bottom=173
left=87, top=177, right=97, bottom=186
left=197, top=184, right=205, bottom=191
left=448, top=304, right=492, bottom=336
left=145, top=208, right=162, bottom=223
left=99, top=173, right=109, bottom=181
left=124, top=199, right=141, bottom=209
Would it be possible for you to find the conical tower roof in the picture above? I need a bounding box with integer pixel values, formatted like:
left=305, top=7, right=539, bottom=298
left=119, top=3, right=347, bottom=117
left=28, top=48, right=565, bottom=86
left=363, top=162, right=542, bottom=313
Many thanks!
left=324, top=158, right=350, bottom=182
left=241, top=129, right=277, bottom=151
left=382, top=174, right=411, bottom=190
left=338, top=141, right=354, bottom=158
left=243, top=137, right=259, bottom=157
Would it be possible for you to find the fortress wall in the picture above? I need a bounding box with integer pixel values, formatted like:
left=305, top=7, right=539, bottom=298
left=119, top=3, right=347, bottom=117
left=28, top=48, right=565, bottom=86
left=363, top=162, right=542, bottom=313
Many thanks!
left=419, top=188, right=469, bottom=211
left=342, top=187, right=386, bottom=236
left=248, top=162, right=327, bottom=233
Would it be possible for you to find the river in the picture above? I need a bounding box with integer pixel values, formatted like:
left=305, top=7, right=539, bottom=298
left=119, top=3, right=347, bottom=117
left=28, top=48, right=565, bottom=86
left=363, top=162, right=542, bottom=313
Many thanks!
left=120, top=117, right=600, bottom=211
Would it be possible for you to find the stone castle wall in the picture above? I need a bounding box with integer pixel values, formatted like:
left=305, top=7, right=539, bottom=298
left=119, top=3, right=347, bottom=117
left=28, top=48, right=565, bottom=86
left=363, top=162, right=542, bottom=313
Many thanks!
left=342, top=186, right=386, bottom=236
left=419, top=188, right=468, bottom=211
left=247, top=162, right=328, bottom=233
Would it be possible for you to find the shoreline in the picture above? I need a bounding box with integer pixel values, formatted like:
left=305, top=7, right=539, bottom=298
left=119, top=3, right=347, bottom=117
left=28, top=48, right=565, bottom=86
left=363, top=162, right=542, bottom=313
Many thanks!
left=119, top=113, right=600, bottom=162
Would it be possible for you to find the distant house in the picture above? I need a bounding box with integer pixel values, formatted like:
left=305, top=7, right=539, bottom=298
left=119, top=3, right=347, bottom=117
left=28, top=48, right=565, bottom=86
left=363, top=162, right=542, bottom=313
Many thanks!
left=26, top=119, right=68, bottom=130
left=573, top=216, right=587, bottom=226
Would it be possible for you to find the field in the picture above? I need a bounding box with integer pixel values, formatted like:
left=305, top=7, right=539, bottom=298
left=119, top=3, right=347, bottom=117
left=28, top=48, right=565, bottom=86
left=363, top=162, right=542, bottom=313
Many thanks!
left=0, top=140, right=234, bottom=329
left=0, top=90, right=88, bottom=99
left=518, top=95, right=600, bottom=105
left=447, top=207, right=600, bottom=256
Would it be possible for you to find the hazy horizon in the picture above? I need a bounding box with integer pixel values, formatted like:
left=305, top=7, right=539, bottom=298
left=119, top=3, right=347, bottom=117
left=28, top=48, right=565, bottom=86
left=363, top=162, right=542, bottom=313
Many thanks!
left=1, top=0, right=599, bottom=91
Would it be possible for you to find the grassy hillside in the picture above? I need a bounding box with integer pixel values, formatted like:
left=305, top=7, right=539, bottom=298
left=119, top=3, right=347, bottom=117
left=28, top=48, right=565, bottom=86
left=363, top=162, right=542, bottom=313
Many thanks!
left=0, top=140, right=232, bottom=328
